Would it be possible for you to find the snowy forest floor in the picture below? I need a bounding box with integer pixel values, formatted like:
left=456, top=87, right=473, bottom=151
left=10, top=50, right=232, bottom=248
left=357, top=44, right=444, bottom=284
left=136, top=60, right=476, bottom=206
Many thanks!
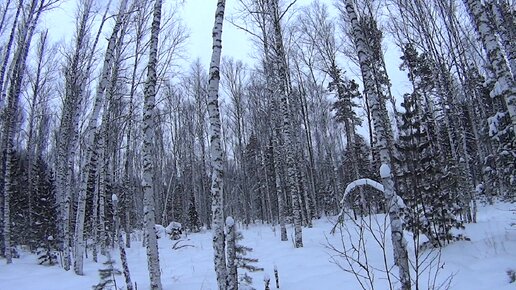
left=1, top=202, right=515, bottom=290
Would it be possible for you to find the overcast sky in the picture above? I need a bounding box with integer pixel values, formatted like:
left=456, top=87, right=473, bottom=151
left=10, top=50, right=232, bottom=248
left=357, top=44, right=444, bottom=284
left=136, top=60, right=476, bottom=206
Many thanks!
left=40, top=0, right=409, bottom=105
left=41, top=0, right=254, bottom=64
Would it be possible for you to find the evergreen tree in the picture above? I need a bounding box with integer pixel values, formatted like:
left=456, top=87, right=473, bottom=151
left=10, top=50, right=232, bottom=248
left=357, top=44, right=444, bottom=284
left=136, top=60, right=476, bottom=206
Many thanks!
left=93, top=251, right=122, bottom=290
left=396, top=91, right=464, bottom=247
left=32, top=157, right=59, bottom=265
left=187, top=193, right=200, bottom=233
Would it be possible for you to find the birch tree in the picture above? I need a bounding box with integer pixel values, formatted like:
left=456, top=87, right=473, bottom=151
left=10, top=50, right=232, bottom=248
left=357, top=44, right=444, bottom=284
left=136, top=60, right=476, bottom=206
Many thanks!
left=342, top=0, right=411, bottom=288
left=462, top=0, right=516, bottom=134
left=55, top=0, right=96, bottom=270
left=73, top=0, right=128, bottom=275
left=268, top=0, right=304, bottom=248
left=207, top=0, right=228, bottom=289
left=141, top=0, right=164, bottom=288
left=3, top=0, right=47, bottom=264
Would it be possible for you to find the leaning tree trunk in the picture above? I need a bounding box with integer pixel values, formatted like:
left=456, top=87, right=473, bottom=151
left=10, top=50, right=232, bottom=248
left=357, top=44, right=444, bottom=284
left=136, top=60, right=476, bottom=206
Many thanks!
left=112, top=194, right=133, bottom=290
left=463, top=0, right=516, bottom=134
left=73, top=0, right=127, bottom=275
left=345, top=0, right=411, bottom=289
left=489, top=0, right=516, bottom=78
left=142, top=0, right=163, bottom=289
left=207, top=1, right=228, bottom=289
left=3, top=0, right=43, bottom=264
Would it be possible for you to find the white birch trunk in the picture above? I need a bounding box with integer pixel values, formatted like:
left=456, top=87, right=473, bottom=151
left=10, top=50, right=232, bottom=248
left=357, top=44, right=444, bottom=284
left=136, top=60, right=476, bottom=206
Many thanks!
left=142, top=0, right=163, bottom=288
left=345, top=1, right=411, bottom=289
left=226, top=217, right=238, bottom=290
left=272, top=133, right=288, bottom=241
left=3, top=0, right=43, bottom=264
left=56, top=0, right=94, bottom=271
left=463, top=0, right=516, bottom=133
left=207, top=1, right=228, bottom=289
left=112, top=194, right=133, bottom=290
left=73, top=0, right=128, bottom=275
left=269, top=0, right=303, bottom=248
left=489, top=0, right=516, bottom=77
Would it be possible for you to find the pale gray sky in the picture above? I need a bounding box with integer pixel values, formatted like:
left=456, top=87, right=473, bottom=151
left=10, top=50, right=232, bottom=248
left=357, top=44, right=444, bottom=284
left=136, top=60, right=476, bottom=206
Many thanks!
left=40, top=0, right=409, bottom=114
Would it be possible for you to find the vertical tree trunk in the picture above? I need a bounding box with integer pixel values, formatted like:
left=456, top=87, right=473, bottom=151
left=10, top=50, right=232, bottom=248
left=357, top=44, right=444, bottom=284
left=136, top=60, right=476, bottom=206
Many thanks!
left=207, top=1, right=228, bottom=289
left=269, top=0, right=303, bottom=248
left=272, top=134, right=288, bottom=241
left=112, top=194, right=133, bottom=290
left=345, top=0, right=411, bottom=289
left=3, top=0, right=43, bottom=264
left=226, top=217, right=237, bottom=290
left=141, top=0, right=163, bottom=289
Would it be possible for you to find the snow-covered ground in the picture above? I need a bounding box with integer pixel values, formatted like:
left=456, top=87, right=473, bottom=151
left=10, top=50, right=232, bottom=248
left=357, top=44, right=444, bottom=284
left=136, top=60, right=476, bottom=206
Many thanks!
left=1, top=202, right=514, bottom=290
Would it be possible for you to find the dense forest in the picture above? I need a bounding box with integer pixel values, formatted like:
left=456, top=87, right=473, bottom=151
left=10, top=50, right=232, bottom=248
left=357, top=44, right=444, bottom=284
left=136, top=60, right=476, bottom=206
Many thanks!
left=0, top=0, right=514, bottom=289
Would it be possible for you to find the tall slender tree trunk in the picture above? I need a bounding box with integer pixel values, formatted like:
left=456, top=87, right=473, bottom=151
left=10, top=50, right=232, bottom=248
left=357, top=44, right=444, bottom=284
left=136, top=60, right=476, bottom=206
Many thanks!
left=272, top=135, right=288, bottom=241
left=3, top=0, right=43, bottom=264
left=112, top=194, right=133, bottom=290
left=207, top=1, right=228, bottom=289
left=141, top=0, right=163, bottom=289
left=73, top=0, right=127, bottom=274
left=269, top=0, right=303, bottom=248
left=345, top=0, right=410, bottom=289
left=463, top=0, right=516, bottom=133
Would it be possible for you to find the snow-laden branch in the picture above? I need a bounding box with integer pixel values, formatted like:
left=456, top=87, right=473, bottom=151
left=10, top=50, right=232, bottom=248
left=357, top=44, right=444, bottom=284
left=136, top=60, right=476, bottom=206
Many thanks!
left=332, top=178, right=384, bottom=231
left=340, top=178, right=384, bottom=205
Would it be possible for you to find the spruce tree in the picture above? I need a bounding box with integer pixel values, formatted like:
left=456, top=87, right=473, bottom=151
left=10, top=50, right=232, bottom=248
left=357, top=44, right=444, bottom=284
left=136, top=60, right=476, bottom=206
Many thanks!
left=187, top=193, right=200, bottom=233
left=396, top=48, right=465, bottom=245
left=93, top=251, right=122, bottom=290
left=32, top=157, right=59, bottom=265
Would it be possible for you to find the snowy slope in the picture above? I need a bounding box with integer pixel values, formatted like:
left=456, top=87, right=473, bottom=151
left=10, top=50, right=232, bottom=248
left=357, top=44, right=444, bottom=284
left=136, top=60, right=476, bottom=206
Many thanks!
left=0, top=202, right=514, bottom=290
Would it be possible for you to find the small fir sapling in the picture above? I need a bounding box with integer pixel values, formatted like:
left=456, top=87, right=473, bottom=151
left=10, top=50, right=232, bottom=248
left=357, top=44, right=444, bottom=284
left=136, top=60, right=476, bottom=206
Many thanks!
left=93, top=251, right=121, bottom=290
left=226, top=217, right=264, bottom=289
left=188, top=194, right=200, bottom=232
left=38, top=235, right=57, bottom=265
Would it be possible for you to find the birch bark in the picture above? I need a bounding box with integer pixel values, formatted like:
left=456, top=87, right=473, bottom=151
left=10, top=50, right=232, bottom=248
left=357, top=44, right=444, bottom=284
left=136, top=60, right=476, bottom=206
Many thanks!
left=345, top=0, right=411, bottom=289
left=207, top=1, right=228, bottom=289
left=73, top=0, right=128, bottom=275
left=142, top=0, right=163, bottom=288
left=463, top=0, right=516, bottom=133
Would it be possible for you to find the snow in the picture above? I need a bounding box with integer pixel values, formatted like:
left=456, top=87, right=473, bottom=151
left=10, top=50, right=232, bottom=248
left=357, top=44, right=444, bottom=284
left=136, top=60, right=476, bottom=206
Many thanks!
left=342, top=178, right=384, bottom=202
left=226, top=216, right=235, bottom=227
left=1, top=203, right=515, bottom=290
left=111, top=193, right=118, bottom=202
left=380, top=163, right=391, bottom=178
left=165, top=221, right=182, bottom=234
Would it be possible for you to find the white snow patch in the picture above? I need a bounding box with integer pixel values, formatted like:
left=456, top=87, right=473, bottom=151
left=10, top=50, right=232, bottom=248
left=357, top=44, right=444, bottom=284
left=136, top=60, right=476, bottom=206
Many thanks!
left=380, top=163, right=391, bottom=178
left=226, top=216, right=235, bottom=227
left=165, top=222, right=182, bottom=234
left=1, top=203, right=515, bottom=290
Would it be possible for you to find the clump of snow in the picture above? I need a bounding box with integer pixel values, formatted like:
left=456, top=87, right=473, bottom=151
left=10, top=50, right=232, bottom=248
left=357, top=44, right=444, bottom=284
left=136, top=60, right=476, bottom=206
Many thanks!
left=154, top=224, right=166, bottom=239
left=226, top=216, right=235, bottom=227
left=380, top=163, right=391, bottom=178
left=111, top=193, right=118, bottom=202
left=165, top=221, right=182, bottom=234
